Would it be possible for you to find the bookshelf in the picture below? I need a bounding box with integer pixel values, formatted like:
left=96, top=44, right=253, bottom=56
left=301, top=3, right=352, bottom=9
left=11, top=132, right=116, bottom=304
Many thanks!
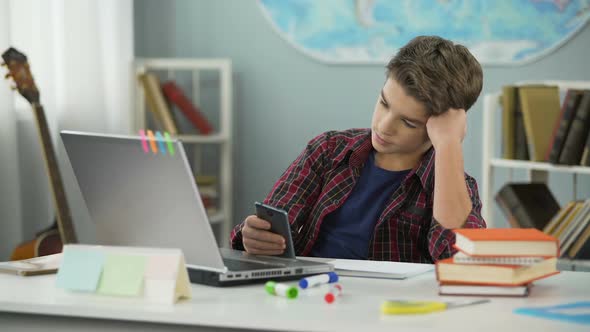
left=133, top=58, right=233, bottom=246
left=481, top=80, right=590, bottom=228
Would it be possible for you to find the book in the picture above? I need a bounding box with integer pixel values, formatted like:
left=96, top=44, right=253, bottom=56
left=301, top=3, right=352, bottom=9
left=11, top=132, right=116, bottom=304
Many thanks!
left=559, top=90, right=590, bottom=165
left=326, top=259, right=433, bottom=280
left=495, top=182, right=560, bottom=230
left=452, top=251, right=544, bottom=266
left=161, top=81, right=213, bottom=135
left=552, top=201, right=584, bottom=238
left=0, top=253, right=62, bottom=276
left=566, top=212, right=590, bottom=259
left=435, top=256, right=558, bottom=286
left=453, top=228, right=559, bottom=257
left=547, top=90, right=584, bottom=163
left=543, top=201, right=576, bottom=235
left=558, top=200, right=590, bottom=254
left=518, top=85, right=561, bottom=161
left=512, top=87, right=530, bottom=160
left=580, top=130, right=590, bottom=166
left=501, top=86, right=516, bottom=159
left=138, top=73, right=179, bottom=135
left=439, top=282, right=531, bottom=297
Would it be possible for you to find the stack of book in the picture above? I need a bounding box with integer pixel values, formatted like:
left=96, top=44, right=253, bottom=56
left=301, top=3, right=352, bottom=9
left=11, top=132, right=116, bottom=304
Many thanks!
left=436, top=228, right=559, bottom=297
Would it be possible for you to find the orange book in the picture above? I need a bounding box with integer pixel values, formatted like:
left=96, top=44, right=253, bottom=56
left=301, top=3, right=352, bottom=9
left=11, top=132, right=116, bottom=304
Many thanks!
left=436, top=257, right=559, bottom=286
left=453, top=228, right=559, bottom=257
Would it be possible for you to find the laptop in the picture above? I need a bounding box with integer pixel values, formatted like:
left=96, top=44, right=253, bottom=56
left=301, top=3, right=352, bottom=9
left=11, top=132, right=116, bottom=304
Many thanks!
left=60, top=131, right=333, bottom=286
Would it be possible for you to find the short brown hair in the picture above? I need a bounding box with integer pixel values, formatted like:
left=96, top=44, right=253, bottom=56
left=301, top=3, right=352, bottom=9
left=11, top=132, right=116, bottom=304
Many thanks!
left=386, top=36, right=483, bottom=115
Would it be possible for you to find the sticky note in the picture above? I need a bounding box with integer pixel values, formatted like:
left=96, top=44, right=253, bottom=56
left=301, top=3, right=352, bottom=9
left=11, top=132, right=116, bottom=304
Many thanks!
left=97, top=254, right=147, bottom=297
left=145, top=255, right=179, bottom=280
left=56, top=248, right=105, bottom=292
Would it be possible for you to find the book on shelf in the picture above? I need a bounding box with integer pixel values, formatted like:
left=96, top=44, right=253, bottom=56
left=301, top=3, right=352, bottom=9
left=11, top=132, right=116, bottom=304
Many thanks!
left=580, top=124, right=590, bottom=166
left=495, top=182, right=560, bottom=230
left=161, top=81, right=214, bottom=135
left=518, top=85, right=561, bottom=162
left=501, top=86, right=516, bottom=159
left=436, top=256, right=558, bottom=286
left=453, top=228, right=559, bottom=257
left=502, top=85, right=530, bottom=160
left=558, top=90, right=590, bottom=165
left=547, top=89, right=584, bottom=163
left=438, top=282, right=531, bottom=297
left=138, top=73, right=179, bottom=135
left=567, top=223, right=590, bottom=259
left=558, top=200, right=590, bottom=254
left=544, top=199, right=590, bottom=259
left=543, top=200, right=576, bottom=235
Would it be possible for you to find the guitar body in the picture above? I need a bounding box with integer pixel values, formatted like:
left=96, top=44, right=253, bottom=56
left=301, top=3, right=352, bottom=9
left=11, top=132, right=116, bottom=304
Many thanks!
left=3, top=47, right=78, bottom=260
left=10, top=223, right=63, bottom=260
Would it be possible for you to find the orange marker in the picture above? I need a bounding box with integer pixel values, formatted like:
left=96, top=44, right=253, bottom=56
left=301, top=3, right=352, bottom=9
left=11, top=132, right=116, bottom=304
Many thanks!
left=147, top=130, right=158, bottom=154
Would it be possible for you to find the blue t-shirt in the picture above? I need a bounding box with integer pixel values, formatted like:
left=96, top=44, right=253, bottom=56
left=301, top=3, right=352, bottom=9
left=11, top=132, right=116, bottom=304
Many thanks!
left=310, top=151, right=410, bottom=259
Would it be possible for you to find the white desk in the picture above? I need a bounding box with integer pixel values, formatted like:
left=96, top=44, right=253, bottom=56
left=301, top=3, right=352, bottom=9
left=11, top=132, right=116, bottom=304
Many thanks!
left=0, top=269, right=589, bottom=332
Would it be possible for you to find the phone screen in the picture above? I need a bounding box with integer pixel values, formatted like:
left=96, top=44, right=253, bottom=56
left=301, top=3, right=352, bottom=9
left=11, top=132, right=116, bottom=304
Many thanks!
left=254, top=202, right=296, bottom=258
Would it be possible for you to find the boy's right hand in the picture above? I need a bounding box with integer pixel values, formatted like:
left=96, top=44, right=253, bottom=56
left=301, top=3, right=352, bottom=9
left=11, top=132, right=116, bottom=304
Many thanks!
left=241, top=215, right=286, bottom=256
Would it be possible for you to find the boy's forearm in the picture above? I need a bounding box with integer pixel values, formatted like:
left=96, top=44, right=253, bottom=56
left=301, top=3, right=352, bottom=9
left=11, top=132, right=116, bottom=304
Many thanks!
left=432, top=142, right=472, bottom=229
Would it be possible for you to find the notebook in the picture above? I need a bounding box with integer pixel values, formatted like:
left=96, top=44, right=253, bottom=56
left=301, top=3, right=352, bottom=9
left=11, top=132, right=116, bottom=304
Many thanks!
left=60, top=131, right=333, bottom=286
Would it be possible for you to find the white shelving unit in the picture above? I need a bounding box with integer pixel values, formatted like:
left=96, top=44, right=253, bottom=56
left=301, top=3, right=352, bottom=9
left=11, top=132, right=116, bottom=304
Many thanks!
left=133, top=58, right=233, bottom=245
left=482, top=80, right=590, bottom=227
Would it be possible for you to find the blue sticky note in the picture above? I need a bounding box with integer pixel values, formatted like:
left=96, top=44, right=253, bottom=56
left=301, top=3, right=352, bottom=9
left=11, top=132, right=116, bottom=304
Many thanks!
left=514, top=302, right=590, bottom=325
left=56, top=248, right=105, bottom=292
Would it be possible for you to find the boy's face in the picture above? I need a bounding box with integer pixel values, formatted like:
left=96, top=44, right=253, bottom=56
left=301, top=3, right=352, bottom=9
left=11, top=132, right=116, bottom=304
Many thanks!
left=371, top=78, right=431, bottom=156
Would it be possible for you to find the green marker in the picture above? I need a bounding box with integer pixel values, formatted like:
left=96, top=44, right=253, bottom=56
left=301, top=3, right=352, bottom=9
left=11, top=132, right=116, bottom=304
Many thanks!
left=265, top=281, right=298, bottom=299
left=164, top=132, right=175, bottom=156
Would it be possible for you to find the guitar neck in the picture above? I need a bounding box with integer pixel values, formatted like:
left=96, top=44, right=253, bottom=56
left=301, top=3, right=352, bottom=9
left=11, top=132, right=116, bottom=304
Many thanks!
left=31, top=103, right=77, bottom=244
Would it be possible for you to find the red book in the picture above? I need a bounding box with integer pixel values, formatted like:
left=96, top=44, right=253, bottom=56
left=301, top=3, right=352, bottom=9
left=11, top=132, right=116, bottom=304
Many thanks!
left=161, top=81, right=213, bottom=135
left=435, top=257, right=559, bottom=286
left=453, top=228, right=559, bottom=257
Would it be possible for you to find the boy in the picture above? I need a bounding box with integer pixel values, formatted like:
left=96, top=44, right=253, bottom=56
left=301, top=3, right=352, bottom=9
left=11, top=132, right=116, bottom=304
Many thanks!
left=230, top=36, right=486, bottom=263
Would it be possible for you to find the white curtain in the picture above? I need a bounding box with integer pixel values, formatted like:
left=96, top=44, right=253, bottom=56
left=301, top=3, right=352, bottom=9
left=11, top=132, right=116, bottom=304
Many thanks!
left=0, top=0, right=134, bottom=259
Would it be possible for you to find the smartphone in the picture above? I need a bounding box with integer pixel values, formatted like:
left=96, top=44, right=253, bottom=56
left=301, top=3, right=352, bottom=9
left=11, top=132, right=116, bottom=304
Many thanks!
left=254, top=202, right=296, bottom=258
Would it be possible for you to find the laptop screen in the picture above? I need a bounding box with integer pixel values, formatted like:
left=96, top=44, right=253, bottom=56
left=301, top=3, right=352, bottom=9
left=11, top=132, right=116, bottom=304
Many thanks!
left=61, top=131, right=226, bottom=272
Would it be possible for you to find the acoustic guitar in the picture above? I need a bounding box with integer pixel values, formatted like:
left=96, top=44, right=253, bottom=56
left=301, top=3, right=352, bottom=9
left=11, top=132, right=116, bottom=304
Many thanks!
left=2, top=47, right=78, bottom=260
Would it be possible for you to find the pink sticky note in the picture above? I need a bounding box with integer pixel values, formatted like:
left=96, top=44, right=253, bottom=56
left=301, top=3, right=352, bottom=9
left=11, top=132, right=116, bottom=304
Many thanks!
left=145, top=255, right=179, bottom=280
left=139, top=130, right=149, bottom=153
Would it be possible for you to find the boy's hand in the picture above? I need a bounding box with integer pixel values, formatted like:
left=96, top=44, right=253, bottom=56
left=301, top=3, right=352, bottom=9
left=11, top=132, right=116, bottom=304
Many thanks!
left=426, top=108, right=467, bottom=149
left=241, top=215, right=286, bottom=255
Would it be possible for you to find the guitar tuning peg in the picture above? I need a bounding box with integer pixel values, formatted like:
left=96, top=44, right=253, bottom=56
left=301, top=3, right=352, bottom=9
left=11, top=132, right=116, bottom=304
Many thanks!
left=4, top=73, right=11, bottom=79
left=11, top=86, right=17, bottom=91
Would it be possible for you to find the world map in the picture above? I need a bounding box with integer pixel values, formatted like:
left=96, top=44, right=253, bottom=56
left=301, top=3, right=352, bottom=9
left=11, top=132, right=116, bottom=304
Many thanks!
left=258, top=0, right=590, bottom=65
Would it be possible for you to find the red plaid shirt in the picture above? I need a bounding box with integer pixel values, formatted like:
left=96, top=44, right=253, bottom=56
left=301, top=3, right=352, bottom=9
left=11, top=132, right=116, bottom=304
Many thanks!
left=230, top=129, right=486, bottom=263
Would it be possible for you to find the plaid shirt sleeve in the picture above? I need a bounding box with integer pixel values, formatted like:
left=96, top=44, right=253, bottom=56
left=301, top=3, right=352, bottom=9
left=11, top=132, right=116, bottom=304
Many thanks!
left=230, top=132, right=331, bottom=250
left=427, top=175, right=486, bottom=261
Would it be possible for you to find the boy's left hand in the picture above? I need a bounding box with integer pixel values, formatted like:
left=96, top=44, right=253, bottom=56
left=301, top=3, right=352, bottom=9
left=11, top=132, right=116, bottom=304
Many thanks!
left=426, top=108, right=467, bottom=149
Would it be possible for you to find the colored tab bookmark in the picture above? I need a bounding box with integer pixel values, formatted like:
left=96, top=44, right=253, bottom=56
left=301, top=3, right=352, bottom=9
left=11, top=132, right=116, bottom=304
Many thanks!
left=155, top=131, right=166, bottom=155
left=146, top=130, right=158, bottom=154
left=164, top=132, right=175, bottom=156
left=139, top=130, right=149, bottom=153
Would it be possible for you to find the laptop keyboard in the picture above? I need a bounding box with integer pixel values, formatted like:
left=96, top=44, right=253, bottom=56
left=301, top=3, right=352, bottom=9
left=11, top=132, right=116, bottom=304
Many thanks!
left=223, top=258, right=284, bottom=271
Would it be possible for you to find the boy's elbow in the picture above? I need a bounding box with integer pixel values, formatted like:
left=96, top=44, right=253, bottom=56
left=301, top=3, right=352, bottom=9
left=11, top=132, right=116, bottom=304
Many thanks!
left=434, top=207, right=472, bottom=229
